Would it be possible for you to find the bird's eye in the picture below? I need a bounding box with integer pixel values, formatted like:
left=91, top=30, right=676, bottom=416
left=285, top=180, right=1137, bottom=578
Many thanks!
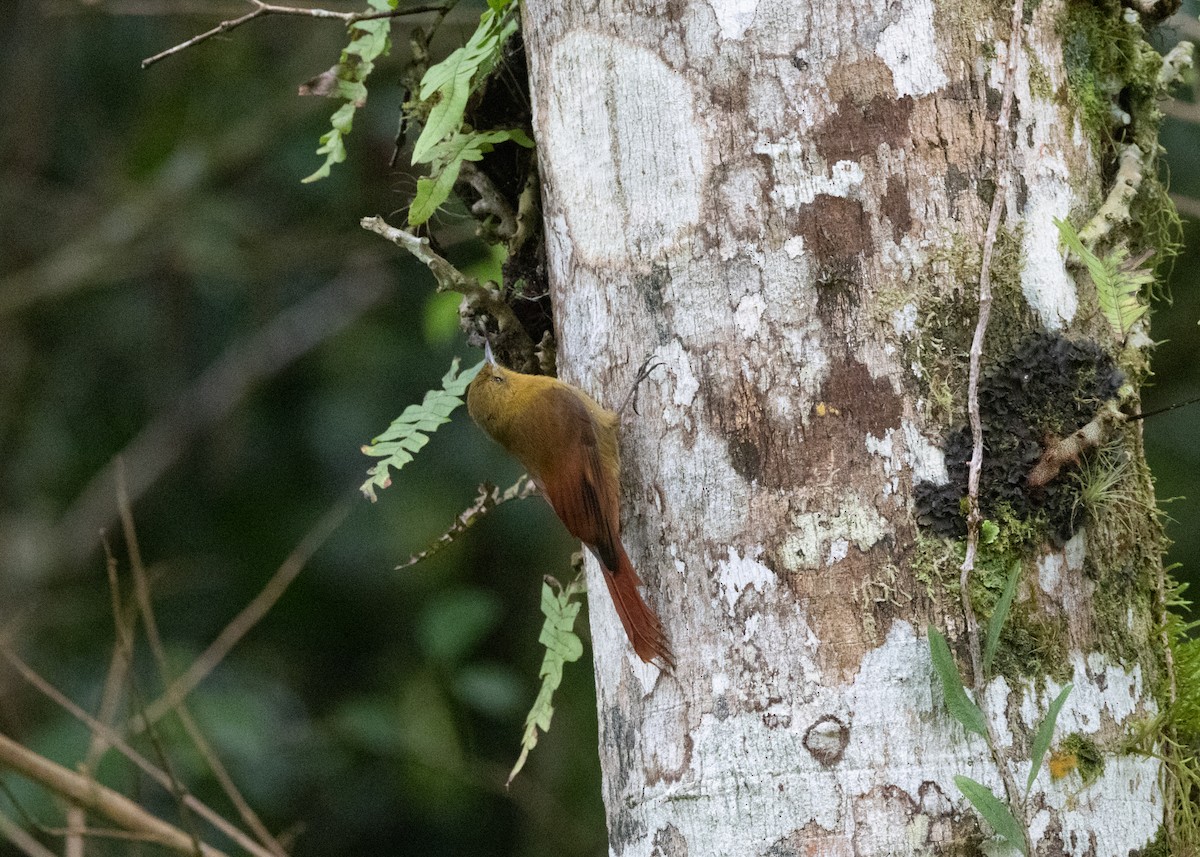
left=492, top=375, right=505, bottom=384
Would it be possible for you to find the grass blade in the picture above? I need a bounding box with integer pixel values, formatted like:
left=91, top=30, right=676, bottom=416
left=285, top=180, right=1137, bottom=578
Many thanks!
left=1026, top=684, right=1073, bottom=792
left=955, top=775, right=1028, bottom=855
left=928, top=626, right=988, bottom=738
left=983, top=561, right=1021, bottom=675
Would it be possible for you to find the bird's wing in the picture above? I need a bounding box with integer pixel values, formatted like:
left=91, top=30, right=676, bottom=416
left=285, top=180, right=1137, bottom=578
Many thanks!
left=534, top=386, right=622, bottom=570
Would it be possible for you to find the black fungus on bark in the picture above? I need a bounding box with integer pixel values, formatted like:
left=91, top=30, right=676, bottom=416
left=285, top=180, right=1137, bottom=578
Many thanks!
left=914, top=333, right=1123, bottom=543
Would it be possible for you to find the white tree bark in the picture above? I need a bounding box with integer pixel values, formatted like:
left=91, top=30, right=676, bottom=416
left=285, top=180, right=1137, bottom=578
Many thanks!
left=521, top=0, right=1167, bottom=854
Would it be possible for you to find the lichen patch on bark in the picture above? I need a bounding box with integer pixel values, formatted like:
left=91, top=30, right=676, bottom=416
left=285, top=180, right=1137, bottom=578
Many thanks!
left=874, top=0, right=949, bottom=97
left=540, top=31, right=706, bottom=269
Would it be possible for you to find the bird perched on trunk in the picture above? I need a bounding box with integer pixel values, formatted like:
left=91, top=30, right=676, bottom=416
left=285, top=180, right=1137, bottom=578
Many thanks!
left=466, top=344, right=672, bottom=667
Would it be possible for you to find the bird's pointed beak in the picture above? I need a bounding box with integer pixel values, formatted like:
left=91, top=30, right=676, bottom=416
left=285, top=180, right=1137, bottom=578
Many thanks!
left=484, top=340, right=496, bottom=366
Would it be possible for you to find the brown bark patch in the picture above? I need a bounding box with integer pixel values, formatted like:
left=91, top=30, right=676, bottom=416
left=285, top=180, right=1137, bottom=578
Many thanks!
left=814, top=93, right=914, bottom=163
left=825, top=57, right=899, bottom=105
left=816, top=356, right=902, bottom=438
left=765, top=823, right=850, bottom=857
left=710, top=65, right=752, bottom=115
left=778, top=357, right=905, bottom=679
left=880, top=176, right=913, bottom=244
left=707, top=371, right=798, bottom=491
left=785, top=540, right=900, bottom=680
left=789, top=195, right=871, bottom=268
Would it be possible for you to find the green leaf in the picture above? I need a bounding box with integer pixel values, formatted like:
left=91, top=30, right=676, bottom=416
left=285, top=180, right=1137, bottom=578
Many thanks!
left=1027, top=684, right=1073, bottom=793
left=507, top=573, right=587, bottom=785
left=954, top=776, right=1028, bottom=855
left=411, top=5, right=519, bottom=161
left=412, top=51, right=476, bottom=164
left=303, top=7, right=395, bottom=183
left=359, top=358, right=483, bottom=501
left=983, top=561, right=1021, bottom=676
left=1055, top=217, right=1152, bottom=342
left=410, top=165, right=464, bottom=226
left=928, top=626, right=988, bottom=738
left=980, top=519, right=999, bottom=545
left=408, top=129, right=534, bottom=226
left=302, top=102, right=356, bottom=183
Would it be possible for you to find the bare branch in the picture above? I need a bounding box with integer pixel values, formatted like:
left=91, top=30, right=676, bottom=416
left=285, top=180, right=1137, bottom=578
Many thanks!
left=360, top=216, right=489, bottom=296
left=115, top=465, right=290, bottom=857
left=142, top=1, right=450, bottom=68
left=132, top=502, right=349, bottom=733
left=459, top=161, right=518, bottom=241
left=140, top=5, right=264, bottom=68
left=101, top=484, right=209, bottom=857
left=0, top=649, right=277, bottom=857
left=67, top=541, right=134, bottom=857
left=1078, top=144, right=1144, bottom=245
left=397, top=476, right=535, bottom=569
left=959, top=0, right=1030, bottom=848
left=360, top=215, right=535, bottom=365
left=0, top=732, right=228, bottom=857
left=0, top=809, right=56, bottom=857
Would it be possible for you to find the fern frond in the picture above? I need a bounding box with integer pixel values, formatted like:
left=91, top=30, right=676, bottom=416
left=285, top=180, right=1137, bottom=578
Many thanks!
left=507, top=567, right=587, bottom=786
left=302, top=0, right=396, bottom=183
left=1055, top=218, right=1152, bottom=342
left=360, top=358, right=483, bottom=501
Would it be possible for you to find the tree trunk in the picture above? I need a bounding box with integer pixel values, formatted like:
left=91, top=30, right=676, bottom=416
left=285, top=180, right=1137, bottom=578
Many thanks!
left=521, top=0, right=1178, bottom=853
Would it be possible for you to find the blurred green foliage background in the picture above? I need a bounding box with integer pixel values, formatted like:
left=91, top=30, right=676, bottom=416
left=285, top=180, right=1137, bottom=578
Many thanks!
left=0, top=2, right=1199, bottom=856
left=0, top=2, right=604, bottom=855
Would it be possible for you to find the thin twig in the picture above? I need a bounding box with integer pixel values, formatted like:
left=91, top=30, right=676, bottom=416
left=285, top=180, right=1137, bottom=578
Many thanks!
left=0, top=808, right=56, bottom=857
left=9, top=806, right=218, bottom=849
left=360, top=216, right=489, bottom=296
left=141, top=1, right=449, bottom=68
left=131, top=502, right=349, bottom=734
left=115, top=464, right=290, bottom=857
left=360, top=215, right=535, bottom=365
left=67, top=541, right=135, bottom=857
left=959, top=0, right=1029, bottom=849
left=458, top=161, right=518, bottom=241
left=99, top=534, right=208, bottom=857
left=0, top=732, right=229, bottom=857
left=0, top=649, right=277, bottom=857
left=397, top=476, right=535, bottom=569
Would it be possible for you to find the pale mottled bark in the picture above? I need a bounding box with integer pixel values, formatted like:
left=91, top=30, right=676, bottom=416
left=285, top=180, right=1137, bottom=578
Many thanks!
left=521, top=0, right=1164, bottom=854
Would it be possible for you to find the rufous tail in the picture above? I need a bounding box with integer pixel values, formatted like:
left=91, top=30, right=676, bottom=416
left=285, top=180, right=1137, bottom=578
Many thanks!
left=600, top=544, right=673, bottom=668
